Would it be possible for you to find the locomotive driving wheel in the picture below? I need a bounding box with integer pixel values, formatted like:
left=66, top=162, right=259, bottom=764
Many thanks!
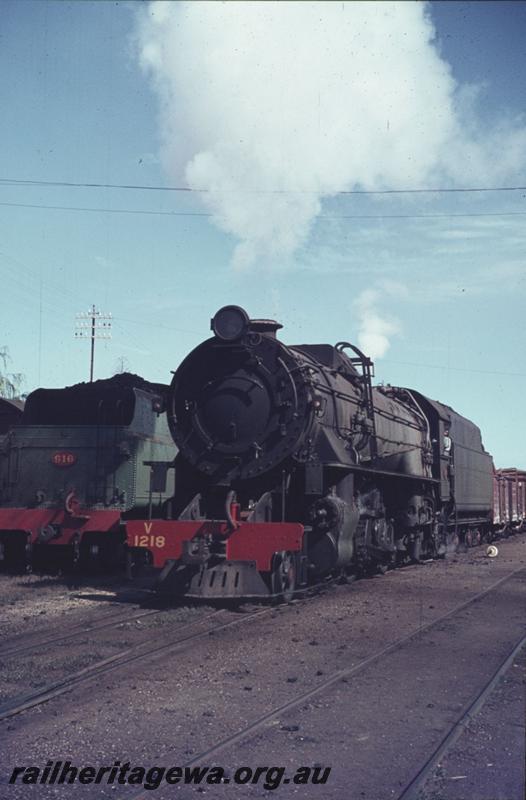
left=270, top=551, right=297, bottom=603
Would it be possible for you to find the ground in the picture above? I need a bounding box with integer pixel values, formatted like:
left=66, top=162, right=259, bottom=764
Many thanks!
left=0, top=536, right=524, bottom=799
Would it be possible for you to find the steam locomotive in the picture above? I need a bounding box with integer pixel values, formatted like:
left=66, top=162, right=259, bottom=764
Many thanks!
left=0, top=374, right=176, bottom=571
left=126, top=306, right=497, bottom=600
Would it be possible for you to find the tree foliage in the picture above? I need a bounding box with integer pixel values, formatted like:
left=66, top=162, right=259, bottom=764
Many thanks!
left=0, top=347, right=24, bottom=399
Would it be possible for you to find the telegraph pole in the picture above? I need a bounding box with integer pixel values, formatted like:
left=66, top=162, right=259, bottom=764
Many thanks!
left=75, top=306, right=112, bottom=382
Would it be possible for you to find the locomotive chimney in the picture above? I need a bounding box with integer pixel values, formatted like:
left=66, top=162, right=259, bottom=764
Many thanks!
left=248, top=319, right=283, bottom=339
left=211, top=306, right=282, bottom=341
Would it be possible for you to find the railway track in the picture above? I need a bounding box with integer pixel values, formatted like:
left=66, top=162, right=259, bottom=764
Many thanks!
left=0, top=606, right=272, bottom=722
left=1, top=548, right=523, bottom=800
left=0, top=565, right=367, bottom=725
left=0, top=604, right=167, bottom=659
left=2, top=531, right=519, bottom=662
left=119, top=564, right=525, bottom=800
left=396, top=632, right=526, bottom=800
left=0, top=567, right=353, bottom=724
left=0, top=555, right=360, bottom=658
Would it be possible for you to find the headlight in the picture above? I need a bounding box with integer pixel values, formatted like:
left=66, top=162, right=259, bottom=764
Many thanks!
left=211, top=305, right=250, bottom=342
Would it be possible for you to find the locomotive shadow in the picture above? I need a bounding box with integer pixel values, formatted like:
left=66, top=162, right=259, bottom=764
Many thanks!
left=9, top=570, right=265, bottom=611
left=10, top=572, right=165, bottom=608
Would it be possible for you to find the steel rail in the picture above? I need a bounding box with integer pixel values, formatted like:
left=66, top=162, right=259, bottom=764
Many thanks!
left=0, top=607, right=271, bottom=722
left=396, top=632, right=526, bottom=800
left=2, top=532, right=516, bottom=658
left=0, top=606, right=166, bottom=659
left=127, top=563, right=526, bottom=800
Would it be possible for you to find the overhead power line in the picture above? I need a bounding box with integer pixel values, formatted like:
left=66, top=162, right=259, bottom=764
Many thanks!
left=0, top=201, right=208, bottom=217
left=1, top=176, right=526, bottom=195
left=383, top=359, right=526, bottom=379
left=1, top=200, right=526, bottom=221
left=112, top=315, right=200, bottom=335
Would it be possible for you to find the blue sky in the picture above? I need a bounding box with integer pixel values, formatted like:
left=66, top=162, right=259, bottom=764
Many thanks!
left=0, top=1, right=525, bottom=469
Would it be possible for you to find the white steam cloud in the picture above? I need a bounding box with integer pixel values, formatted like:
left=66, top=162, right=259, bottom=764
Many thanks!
left=354, top=283, right=406, bottom=361
left=136, top=2, right=526, bottom=268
